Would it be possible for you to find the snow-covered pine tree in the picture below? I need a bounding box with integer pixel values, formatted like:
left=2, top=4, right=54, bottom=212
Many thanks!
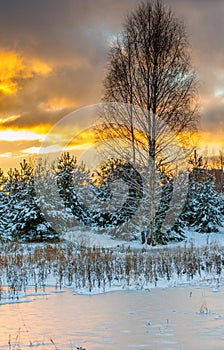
left=57, top=156, right=144, bottom=240
left=220, top=192, right=224, bottom=216
left=153, top=172, right=186, bottom=244
left=181, top=151, right=207, bottom=228
left=5, top=160, right=59, bottom=242
left=56, top=152, right=92, bottom=226
left=193, top=172, right=223, bottom=233
left=3, top=167, right=21, bottom=240
left=180, top=172, right=199, bottom=227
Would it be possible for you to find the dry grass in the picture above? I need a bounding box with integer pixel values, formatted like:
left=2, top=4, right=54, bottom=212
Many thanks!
left=0, top=240, right=223, bottom=296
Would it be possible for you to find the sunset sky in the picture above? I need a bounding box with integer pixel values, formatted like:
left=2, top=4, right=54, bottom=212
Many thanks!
left=0, top=0, right=223, bottom=170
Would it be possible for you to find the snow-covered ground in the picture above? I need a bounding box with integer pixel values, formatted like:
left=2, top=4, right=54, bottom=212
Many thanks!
left=1, top=229, right=224, bottom=349
left=2, top=228, right=224, bottom=297
left=64, top=226, right=224, bottom=250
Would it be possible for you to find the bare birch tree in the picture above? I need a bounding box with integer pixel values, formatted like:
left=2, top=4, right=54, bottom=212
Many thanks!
left=100, top=0, right=199, bottom=244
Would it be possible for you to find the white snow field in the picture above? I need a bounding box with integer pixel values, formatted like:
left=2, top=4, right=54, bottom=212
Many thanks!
left=1, top=229, right=224, bottom=349
left=1, top=285, right=224, bottom=349
left=64, top=227, right=224, bottom=250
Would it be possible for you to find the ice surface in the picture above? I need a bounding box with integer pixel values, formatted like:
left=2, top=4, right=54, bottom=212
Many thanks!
left=1, top=285, right=224, bottom=349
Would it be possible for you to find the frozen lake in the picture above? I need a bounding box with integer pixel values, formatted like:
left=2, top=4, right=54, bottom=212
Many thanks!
left=1, top=285, right=224, bottom=349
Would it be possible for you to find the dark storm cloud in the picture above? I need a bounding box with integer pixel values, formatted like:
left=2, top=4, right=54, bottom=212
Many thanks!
left=0, top=0, right=126, bottom=63
left=200, top=103, right=224, bottom=132
left=0, top=0, right=223, bottom=133
left=0, top=0, right=223, bottom=70
left=168, top=0, right=224, bottom=89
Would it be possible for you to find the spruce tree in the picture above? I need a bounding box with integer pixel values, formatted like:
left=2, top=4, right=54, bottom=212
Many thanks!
left=5, top=160, right=59, bottom=242
left=193, top=173, right=223, bottom=233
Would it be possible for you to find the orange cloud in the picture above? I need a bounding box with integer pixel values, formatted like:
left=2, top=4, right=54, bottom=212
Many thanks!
left=39, top=97, right=76, bottom=112
left=0, top=50, right=52, bottom=95
left=28, top=59, right=52, bottom=77
left=0, top=51, right=24, bottom=94
left=0, top=114, right=20, bottom=124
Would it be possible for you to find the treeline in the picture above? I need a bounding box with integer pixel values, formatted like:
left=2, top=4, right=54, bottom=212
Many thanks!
left=0, top=152, right=223, bottom=244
